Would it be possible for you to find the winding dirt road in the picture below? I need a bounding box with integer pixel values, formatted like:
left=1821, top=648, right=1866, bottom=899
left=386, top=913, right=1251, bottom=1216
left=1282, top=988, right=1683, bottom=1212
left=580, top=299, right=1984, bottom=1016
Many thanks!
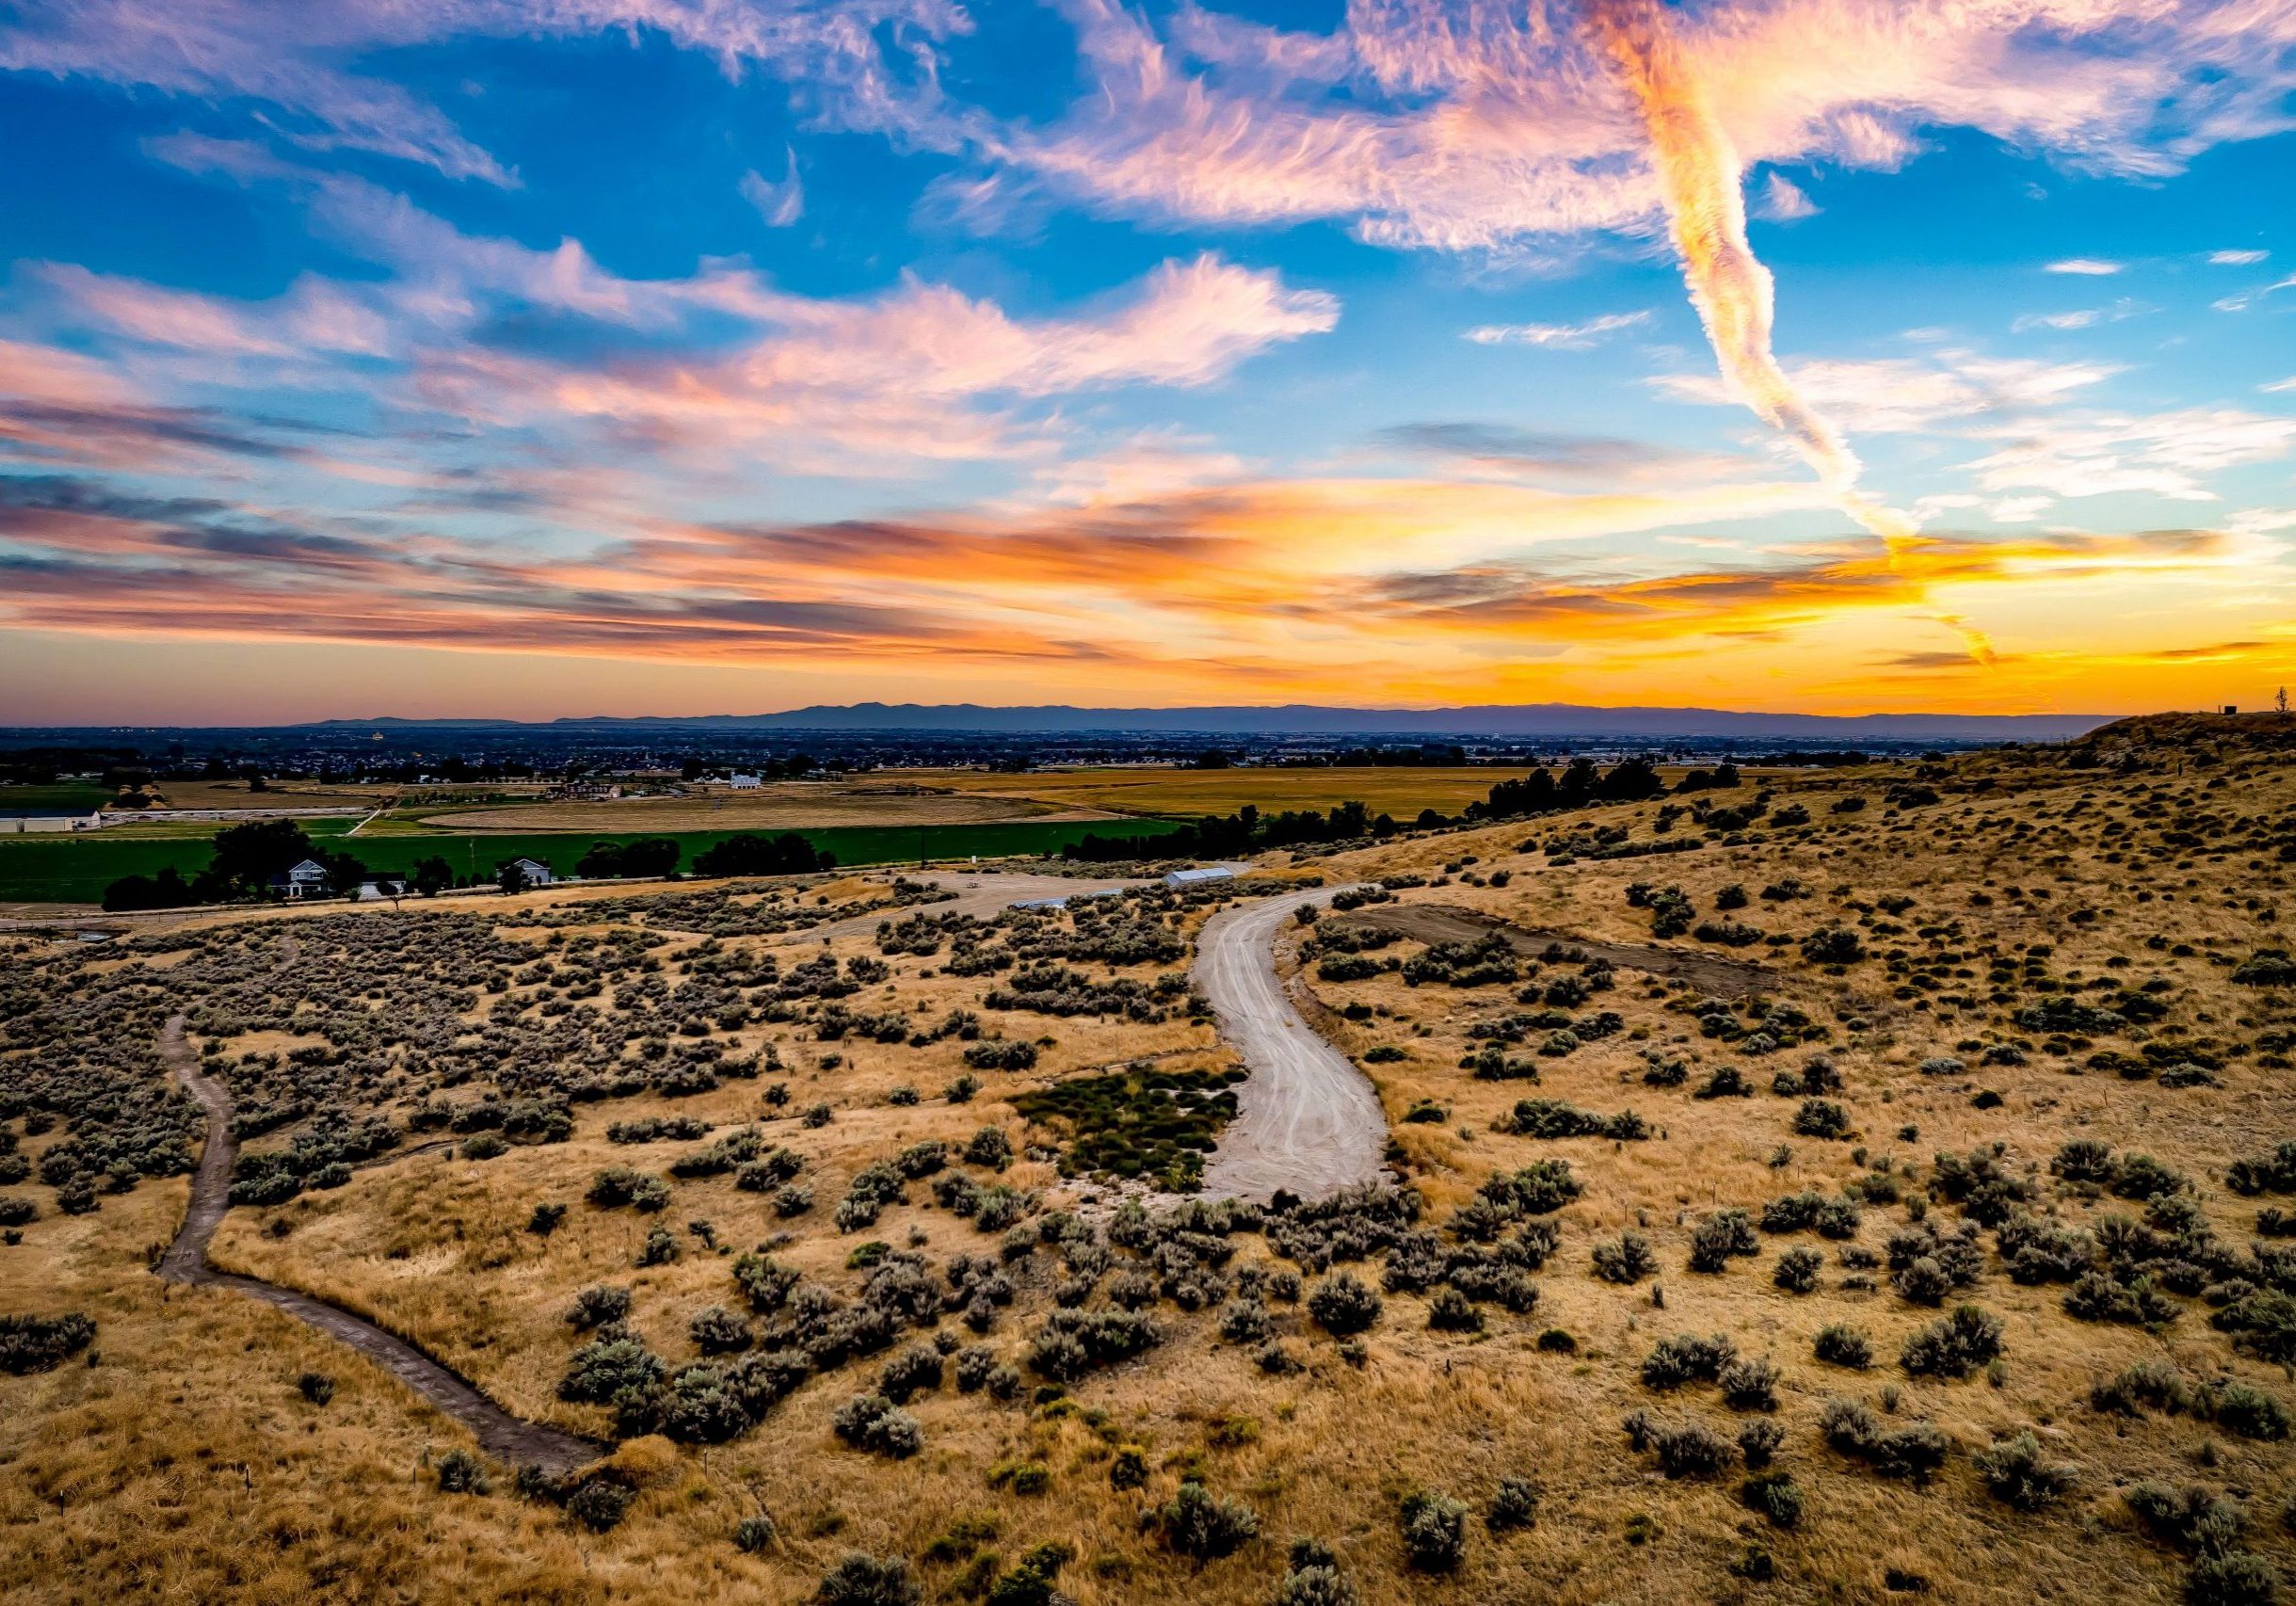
left=154, top=1016, right=603, bottom=1474
left=1193, top=890, right=1389, bottom=1201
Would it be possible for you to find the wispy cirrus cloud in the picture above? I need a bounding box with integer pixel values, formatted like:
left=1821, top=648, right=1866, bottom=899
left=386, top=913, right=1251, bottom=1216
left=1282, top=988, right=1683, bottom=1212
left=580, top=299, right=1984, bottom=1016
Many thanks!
left=1467, top=311, right=1651, bottom=347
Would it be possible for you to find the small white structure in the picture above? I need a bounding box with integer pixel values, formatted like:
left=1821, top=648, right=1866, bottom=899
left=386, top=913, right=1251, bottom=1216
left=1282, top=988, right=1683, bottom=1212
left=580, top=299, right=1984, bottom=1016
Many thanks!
left=510, top=857, right=554, bottom=887
left=726, top=773, right=763, bottom=790
left=1011, top=896, right=1070, bottom=911
left=356, top=876, right=407, bottom=902
left=1164, top=865, right=1234, bottom=891
left=284, top=859, right=330, bottom=899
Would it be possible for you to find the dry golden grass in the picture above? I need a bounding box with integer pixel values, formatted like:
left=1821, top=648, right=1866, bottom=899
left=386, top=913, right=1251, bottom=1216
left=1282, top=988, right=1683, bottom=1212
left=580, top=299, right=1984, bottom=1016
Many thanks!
left=5, top=737, right=2293, bottom=1603
left=911, top=763, right=1541, bottom=819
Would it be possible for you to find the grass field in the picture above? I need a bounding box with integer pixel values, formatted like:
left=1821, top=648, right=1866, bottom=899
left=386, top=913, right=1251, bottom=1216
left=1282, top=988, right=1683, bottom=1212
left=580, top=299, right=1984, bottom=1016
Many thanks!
left=0, top=816, right=1188, bottom=903
left=0, top=783, right=113, bottom=816
left=915, top=763, right=1533, bottom=818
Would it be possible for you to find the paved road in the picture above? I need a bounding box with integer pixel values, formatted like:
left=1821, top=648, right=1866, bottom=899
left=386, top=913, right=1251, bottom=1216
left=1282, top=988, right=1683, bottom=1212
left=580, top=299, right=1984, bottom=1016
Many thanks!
left=154, top=1016, right=604, bottom=1475
left=1193, top=889, right=1389, bottom=1201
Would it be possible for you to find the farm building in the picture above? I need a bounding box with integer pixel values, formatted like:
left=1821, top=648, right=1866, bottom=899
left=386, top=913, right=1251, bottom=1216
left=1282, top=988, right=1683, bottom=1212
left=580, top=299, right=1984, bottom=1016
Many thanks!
left=1163, top=866, right=1234, bottom=890
left=508, top=858, right=554, bottom=886
left=726, top=773, right=763, bottom=790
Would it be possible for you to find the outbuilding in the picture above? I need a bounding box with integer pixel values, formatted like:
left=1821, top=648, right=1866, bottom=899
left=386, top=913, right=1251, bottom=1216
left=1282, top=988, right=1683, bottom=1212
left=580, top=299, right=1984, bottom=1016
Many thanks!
left=510, top=857, right=554, bottom=886
left=1163, top=865, right=1234, bottom=891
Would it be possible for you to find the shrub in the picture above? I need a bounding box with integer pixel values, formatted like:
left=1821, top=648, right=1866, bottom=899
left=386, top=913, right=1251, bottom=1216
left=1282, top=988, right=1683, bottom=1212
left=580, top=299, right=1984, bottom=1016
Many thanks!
left=2185, top=1552, right=2280, bottom=1606
left=1687, top=1211, right=1759, bottom=1273
left=1653, top=1421, right=1736, bottom=1479
left=1307, top=1272, right=1382, bottom=1336
left=0, top=1312, right=96, bottom=1375
left=1738, top=1420, right=1785, bottom=1469
left=1820, top=1397, right=1951, bottom=1483
left=1720, top=1357, right=1781, bottom=1412
left=831, top=1393, right=922, bottom=1458
left=1427, top=1287, right=1483, bottom=1333
left=1740, top=1469, right=1803, bottom=1527
left=1902, top=1304, right=2004, bottom=1378
left=733, top=1514, right=776, bottom=1553
left=2204, top=1383, right=2292, bottom=1442
left=1486, top=1476, right=1539, bottom=1532
left=1593, top=1232, right=1656, bottom=1284
left=558, top=1331, right=665, bottom=1405
left=2094, top=1360, right=2192, bottom=1417
left=1642, top=1332, right=1736, bottom=1389
left=1813, top=1324, right=1873, bottom=1369
left=435, top=1448, right=490, bottom=1496
left=1157, top=1481, right=1259, bottom=1563
left=566, top=1478, right=636, bottom=1533
left=2127, top=1482, right=2244, bottom=1555
left=297, top=1370, right=334, bottom=1405
left=1399, top=1489, right=1469, bottom=1572
left=812, top=1551, right=922, bottom=1606
left=1975, top=1432, right=2073, bottom=1511
left=566, top=1284, right=632, bottom=1331
left=1774, top=1246, right=1823, bottom=1293
left=877, top=1343, right=943, bottom=1405
left=689, top=1306, right=753, bottom=1356
left=1794, top=1099, right=1851, bottom=1139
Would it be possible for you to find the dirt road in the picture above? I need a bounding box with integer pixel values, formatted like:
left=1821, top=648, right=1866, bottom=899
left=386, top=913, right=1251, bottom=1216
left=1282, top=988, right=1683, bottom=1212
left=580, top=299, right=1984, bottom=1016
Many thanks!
left=1193, top=890, right=1389, bottom=1201
left=153, top=1016, right=604, bottom=1475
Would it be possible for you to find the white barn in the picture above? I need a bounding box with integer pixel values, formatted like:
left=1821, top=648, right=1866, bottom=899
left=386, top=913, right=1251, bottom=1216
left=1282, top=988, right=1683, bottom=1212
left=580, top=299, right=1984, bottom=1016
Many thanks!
left=510, top=858, right=554, bottom=886
left=1164, top=866, right=1234, bottom=891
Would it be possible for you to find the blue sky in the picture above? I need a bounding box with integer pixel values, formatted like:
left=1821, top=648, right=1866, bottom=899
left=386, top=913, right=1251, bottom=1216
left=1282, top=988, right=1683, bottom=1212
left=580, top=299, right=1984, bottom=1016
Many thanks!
left=0, top=0, right=2292, bottom=722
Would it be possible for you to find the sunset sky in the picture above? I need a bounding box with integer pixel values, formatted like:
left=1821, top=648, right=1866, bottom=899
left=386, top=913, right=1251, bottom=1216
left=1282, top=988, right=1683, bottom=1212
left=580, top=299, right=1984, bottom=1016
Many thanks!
left=2, top=0, right=2293, bottom=724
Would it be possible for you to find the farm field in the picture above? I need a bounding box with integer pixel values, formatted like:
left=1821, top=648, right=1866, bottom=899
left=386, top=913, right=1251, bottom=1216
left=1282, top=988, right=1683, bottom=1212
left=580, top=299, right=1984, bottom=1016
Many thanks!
left=914, top=763, right=1539, bottom=819
left=0, top=817, right=1190, bottom=905
left=408, top=783, right=1100, bottom=834
left=0, top=783, right=113, bottom=816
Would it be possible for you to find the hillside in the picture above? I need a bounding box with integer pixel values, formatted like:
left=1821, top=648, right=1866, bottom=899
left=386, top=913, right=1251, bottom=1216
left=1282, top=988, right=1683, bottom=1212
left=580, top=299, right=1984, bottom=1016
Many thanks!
left=2, top=744, right=2291, bottom=1604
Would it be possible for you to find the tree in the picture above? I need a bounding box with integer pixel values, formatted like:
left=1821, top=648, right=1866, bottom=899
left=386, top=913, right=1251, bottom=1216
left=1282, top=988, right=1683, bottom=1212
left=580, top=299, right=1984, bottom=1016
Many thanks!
left=316, top=849, right=367, bottom=896
left=196, top=817, right=313, bottom=901
left=409, top=856, right=453, bottom=897
left=498, top=860, right=529, bottom=895
left=101, top=865, right=195, bottom=912
left=2279, top=686, right=2289, bottom=716
left=618, top=837, right=681, bottom=877
left=693, top=832, right=831, bottom=877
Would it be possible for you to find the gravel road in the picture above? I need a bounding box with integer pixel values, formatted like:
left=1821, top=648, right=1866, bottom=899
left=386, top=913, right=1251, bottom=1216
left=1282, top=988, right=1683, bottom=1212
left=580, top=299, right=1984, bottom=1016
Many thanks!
left=1193, top=890, right=1389, bottom=1201
left=154, top=1016, right=605, bottom=1475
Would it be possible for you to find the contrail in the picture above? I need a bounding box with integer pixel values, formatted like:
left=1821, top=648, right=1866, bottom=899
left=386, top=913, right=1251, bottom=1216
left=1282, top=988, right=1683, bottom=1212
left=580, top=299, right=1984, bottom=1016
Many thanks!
left=1580, top=0, right=1996, bottom=664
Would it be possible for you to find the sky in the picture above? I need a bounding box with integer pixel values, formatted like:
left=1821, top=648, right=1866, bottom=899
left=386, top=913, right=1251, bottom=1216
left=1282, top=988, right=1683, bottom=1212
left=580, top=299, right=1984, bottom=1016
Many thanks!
left=1, top=0, right=2293, bottom=725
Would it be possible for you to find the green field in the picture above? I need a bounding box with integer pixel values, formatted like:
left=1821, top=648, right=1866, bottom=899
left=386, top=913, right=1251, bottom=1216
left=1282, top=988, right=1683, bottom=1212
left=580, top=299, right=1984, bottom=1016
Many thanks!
left=0, top=817, right=1189, bottom=905
left=0, top=783, right=113, bottom=816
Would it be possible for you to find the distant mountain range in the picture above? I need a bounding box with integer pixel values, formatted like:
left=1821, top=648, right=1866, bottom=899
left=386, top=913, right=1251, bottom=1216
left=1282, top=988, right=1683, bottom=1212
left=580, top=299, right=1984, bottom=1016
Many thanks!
left=300, top=702, right=2121, bottom=742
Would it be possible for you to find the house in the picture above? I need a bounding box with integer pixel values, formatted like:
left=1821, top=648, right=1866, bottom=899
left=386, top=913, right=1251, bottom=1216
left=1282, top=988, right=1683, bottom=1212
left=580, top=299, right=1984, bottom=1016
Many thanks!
left=726, top=773, right=763, bottom=790
left=509, top=857, right=554, bottom=887
left=356, top=876, right=407, bottom=902
left=1163, top=866, right=1234, bottom=891
left=555, top=779, right=622, bottom=800
left=283, top=859, right=331, bottom=899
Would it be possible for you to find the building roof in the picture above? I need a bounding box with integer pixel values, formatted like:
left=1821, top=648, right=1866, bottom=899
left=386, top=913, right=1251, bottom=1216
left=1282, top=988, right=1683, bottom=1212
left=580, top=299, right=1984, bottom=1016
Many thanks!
left=1164, top=866, right=1234, bottom=885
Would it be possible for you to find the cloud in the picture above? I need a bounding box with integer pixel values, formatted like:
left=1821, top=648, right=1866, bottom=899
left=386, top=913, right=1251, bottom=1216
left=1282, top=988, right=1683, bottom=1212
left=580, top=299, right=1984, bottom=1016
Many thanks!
left=1965, top=407, right=2296, bottom=502
left=1373, top=422, right=1755, bottom=485
left=1466, top=311, right=1651, bottom=347
left=2046, top=258, right=2123, bottom=276
left=1755, top=172, right=1817, bottom=221
left=0, top=0, right=972, bottom=182
left=2208, top=249, right=2269, bottom=265
left=1653, top=352, right=2119, bottom=435
left=740, top=150, right=806, bottom=228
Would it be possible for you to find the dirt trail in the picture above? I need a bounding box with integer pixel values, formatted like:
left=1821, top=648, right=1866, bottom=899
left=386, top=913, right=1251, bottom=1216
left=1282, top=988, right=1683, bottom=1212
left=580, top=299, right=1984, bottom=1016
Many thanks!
left=1193, top=889, right=1388, bottom=1201
left=1328, top=902, right=1774, bottom=994
left=153, top=1015, right=603, bottom=1474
